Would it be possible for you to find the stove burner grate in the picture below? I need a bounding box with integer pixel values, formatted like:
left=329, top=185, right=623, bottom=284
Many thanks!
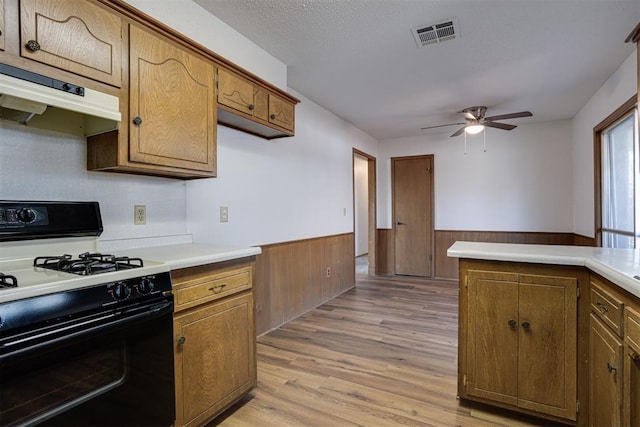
left=0, top=273, right=18, bottom=288
left=34, top=252, right=144, bottom=276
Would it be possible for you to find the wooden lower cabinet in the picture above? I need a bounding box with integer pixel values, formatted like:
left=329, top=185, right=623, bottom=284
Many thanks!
left=589, top=314, right=624, bottom=426
left=589, top=274, right=640, bottom=427
left=459, top=260, right=583, bottom=424
left=172, top=259, right=256, bottom=427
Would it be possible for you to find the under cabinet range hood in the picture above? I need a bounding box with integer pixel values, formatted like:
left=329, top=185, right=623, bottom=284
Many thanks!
left=0, top=63, right=121, bottom=136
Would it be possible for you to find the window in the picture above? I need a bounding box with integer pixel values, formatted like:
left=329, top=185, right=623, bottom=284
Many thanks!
left=596, top=98, right=638, bottom=248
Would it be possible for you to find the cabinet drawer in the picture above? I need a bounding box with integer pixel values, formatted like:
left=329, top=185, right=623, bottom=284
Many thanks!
left=591, top=280, right=624, bottom=336
left=626, top=306, right=640, bottom=354
left=174, top=266, right=252, bottom=311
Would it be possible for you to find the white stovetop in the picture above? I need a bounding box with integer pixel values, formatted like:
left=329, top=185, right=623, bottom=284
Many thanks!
left=0, top=239, right=261, bottom=304
left=447, top=241, right=640, bottom=298
left=0, top=257, right=169, bottom=304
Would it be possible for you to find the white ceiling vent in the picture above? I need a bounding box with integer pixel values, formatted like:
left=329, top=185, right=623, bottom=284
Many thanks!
left=412, top=19, right=459, bottom=48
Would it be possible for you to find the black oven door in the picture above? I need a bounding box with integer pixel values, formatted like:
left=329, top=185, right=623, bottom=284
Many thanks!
left=0, top=297, right=175, bottom=427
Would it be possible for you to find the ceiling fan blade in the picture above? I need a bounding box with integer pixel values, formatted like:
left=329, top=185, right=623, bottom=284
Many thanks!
left=484, top=111, right=533, bottom=121
left=484, top=121, right=517, bottom=131
left=421, top=122, right=466, bottom=130
left=450, top=126, right=466, bottom=137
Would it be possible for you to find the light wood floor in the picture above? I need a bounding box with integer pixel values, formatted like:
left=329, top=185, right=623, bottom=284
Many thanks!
left=211, top=274, right=555, bottom=427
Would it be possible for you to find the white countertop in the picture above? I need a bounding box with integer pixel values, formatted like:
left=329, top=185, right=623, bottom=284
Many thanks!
left=447, top=241, right=640, bottom=299
left=122, top=243, right=262, bottom=270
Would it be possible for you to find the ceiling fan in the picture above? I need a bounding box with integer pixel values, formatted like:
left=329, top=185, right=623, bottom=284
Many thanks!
left=421, top=106, right=533, bottom=137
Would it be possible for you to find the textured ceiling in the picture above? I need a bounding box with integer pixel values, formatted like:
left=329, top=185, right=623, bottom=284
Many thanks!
left=194, top=0, right=640, bottom=140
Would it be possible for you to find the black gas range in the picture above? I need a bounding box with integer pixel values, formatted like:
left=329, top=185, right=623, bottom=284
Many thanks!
left=0, top=201, right=175, bottom=426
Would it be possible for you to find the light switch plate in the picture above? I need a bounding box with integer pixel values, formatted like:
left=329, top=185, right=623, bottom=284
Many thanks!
left=220, top=206, right=229, bottom=223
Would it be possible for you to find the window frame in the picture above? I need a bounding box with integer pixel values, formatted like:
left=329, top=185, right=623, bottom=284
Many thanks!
left=594, top=95, right=638, bottom=247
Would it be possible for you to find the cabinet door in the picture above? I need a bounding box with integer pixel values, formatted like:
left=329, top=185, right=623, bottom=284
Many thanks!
left=174, top=293, right=256, bottom=427
left=268, top=95, right=295, bottom=131
left=218, top=68, right=255, bottom=115
left=518, top=274, right=577, bottom=420
left=466, top=270, right=519, bottom=405
left=590, top=314, right=624, bottom=426
left=20, top=0, right=122, bottom=86
left=129, top=25, right=216, bottom=174
left=0, top=0, right=5, bottom=51
left=624, top=347, right=640, bottom=427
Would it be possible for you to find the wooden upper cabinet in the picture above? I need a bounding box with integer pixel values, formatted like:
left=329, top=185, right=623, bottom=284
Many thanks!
left=19, top=0, right=122, bottom=87
left=218, top=68, right=259, bottom=116
left=269, top=94, right=295, bottom=132
left=216, top=65, right=298, bottom=139
left=0, top=0, right=5, bottom=51
left=128, top=25, right=216, bottom=174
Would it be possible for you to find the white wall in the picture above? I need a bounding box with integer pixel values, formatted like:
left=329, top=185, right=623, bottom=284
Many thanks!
left=186, top=90, right=378, bottom=247
left=0, top=1, right=378, bottom=250
left=123, top=0, right=378, bottom=247
left=572, top=49, right=637, bottom=238
left=354, top=155, right=369, bottom=255
left=0, top=121, right=187, bottom=243
left=377, top=120, right=574, bottom=232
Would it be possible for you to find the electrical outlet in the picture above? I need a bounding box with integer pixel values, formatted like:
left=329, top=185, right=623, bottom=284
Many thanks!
left=134, top=205, right=146, bottom=225
left=220, top=206, right=229, bottom=223
left=326, top=267, right=331, bottom=278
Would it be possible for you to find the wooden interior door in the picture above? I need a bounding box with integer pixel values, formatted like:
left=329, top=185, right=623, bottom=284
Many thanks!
left=466, top=269, right=519, bottom=405
left=517, top=274, right=577, bottom=420
left=392, top=156, right=433, bottom=276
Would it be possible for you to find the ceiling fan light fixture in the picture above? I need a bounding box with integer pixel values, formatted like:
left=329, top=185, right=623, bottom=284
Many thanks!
left=465, top=124, right=484, bottom=135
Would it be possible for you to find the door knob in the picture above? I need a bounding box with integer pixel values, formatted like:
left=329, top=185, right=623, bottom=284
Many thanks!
left=521, top=321, right=531, bottom=330
left=508, top=319, right=517, bottom=329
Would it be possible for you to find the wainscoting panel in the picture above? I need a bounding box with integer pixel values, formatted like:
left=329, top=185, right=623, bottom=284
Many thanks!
left=254, top=233, right=355, bottom=335
left=375, top=228, right=394, bottom=275
left=435, top=230, right=578, bottom=280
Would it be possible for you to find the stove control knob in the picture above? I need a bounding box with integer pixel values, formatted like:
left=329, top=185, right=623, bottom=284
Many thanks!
left=112, top=282, right=131, bottom=300
left=17, top=208, right=36, bottom=223
left=138, top=278, right=154, bottom=295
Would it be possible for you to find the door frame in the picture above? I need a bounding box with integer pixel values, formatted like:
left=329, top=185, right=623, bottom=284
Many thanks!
left=353, top=148, right=377, bottom=275
left=391, top=154, right=435, bottom=277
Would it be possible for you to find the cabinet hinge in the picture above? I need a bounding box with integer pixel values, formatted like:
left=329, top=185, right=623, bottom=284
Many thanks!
left=463, top=374, right=467, bottom=387
left=577, top=287, right=580, bottom=299
left=465, top=276, right=469, bottom=288
left=576, top=399, right=580, bottom=413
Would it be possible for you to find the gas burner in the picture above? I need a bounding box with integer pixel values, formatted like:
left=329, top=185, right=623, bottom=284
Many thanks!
left=0, top=273, right=17, bottom=289
left=34, top=252, right=144, bottom=276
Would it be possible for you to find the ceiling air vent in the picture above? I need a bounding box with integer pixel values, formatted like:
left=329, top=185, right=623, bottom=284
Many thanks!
left=412, top=19, right=458, bottom=48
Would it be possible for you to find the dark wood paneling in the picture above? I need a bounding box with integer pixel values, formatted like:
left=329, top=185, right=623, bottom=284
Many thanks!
left=254, top=233, right=355, bottom=335
left=434, top=230, right=576, bottom=280
left=375, top=228, right=394, bottom=275
left=574, top=234, right=597, bottom=247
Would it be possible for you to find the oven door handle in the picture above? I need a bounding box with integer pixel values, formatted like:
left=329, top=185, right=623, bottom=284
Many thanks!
left=0, top=299, right=173, bottom=360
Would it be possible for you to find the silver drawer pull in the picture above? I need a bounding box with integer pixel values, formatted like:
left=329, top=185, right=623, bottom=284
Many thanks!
left=595, top=302, right=609, bottom=313
left=208, top=284, right=226, bottom=294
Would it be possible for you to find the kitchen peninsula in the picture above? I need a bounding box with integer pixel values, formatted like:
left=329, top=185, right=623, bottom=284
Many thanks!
left=448, top=241, right=640, bottom=426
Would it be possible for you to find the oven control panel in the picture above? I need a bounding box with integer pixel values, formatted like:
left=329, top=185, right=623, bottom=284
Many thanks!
left=0, top=201, right=102, bottom=241
left=0, top=206, right=48, bottom=226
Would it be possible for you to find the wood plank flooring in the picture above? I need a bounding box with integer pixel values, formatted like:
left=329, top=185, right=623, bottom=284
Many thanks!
left=210, top=273, right=555, bottom=427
